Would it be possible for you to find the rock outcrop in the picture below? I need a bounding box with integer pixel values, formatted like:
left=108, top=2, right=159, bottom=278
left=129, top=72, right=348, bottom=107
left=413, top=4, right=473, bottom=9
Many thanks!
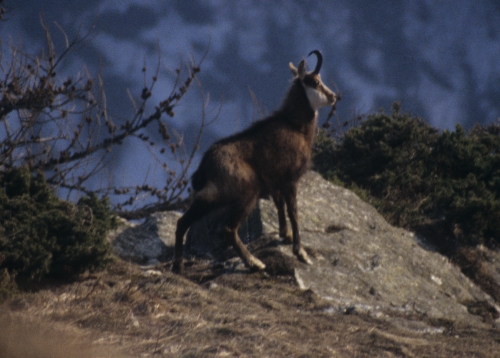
left=111, top=171, right=500, bottom=328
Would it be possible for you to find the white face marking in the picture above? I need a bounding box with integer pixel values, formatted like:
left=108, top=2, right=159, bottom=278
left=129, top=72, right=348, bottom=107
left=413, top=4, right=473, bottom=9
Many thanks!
left=305, top=87, right=330, bottom=110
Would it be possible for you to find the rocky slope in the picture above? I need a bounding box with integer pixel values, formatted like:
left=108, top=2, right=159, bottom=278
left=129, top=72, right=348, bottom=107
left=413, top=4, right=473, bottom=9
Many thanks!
left=3, top=170, right=500, bottom=357
left=114, top=171, right=500, bottom=329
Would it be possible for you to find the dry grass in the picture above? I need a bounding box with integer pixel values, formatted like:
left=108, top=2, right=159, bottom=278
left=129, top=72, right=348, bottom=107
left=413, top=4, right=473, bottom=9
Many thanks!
left=1, top=255, right=500, bottom=357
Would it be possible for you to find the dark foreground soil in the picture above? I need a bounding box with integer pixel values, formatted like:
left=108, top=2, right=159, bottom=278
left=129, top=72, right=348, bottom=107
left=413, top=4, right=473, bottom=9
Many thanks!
left=1, top=257, right=500, bottom=358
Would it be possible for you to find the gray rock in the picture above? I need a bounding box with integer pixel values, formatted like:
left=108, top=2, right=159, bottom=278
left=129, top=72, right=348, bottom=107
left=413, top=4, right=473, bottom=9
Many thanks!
left=110, top=212, right=180, bottom=265
left=109, top=170, right=500, bottom=327
left=260, top=171, right=497, bottom=325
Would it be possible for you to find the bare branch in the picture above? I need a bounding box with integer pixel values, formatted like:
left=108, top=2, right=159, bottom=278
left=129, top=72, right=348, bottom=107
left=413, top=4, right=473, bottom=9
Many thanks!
left=1, top=18, right=213, bottom=217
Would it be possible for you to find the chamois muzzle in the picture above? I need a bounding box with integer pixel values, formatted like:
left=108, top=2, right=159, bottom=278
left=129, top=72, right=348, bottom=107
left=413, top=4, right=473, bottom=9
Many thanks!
left=308, top=50, right=323, bottom=74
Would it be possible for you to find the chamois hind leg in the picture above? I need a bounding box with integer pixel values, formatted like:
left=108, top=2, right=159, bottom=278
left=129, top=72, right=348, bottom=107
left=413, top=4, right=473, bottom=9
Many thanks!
left=272, top=192, right=293, bottom=243
left=225, top=199, right=266, bottom=271
left=173, top=198, right=220, bottom=273
left=283, top=184, right=312, bottom=265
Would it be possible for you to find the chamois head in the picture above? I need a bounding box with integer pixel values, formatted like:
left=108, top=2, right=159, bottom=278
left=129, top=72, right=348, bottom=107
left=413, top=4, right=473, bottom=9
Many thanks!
left=289, top=50, right=336, bottom=111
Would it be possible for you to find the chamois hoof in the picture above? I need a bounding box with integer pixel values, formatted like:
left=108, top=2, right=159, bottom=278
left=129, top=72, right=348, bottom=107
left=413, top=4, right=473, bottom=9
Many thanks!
left=297, top=247, right=313, bottom=265
left=248, top=257, right=266, bottom=271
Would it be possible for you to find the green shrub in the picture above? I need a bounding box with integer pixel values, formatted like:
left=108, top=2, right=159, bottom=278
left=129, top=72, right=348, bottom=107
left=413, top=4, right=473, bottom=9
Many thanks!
left=313, top=104, right=500, bottom=252
left=0, top=168, right=116, bottom=281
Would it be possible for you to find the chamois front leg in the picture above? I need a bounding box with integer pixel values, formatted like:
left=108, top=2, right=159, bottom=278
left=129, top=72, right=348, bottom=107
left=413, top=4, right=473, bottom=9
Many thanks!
left=272, top=192, right=293, bottom=243
left=284, top=184, right=312, bottom=265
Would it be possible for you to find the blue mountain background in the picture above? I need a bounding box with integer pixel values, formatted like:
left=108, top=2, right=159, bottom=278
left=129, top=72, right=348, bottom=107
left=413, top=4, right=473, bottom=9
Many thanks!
left=2, top=0, right=500, bottom=198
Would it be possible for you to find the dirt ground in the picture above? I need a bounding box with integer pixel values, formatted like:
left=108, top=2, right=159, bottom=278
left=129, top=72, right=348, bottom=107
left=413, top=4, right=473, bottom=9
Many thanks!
left=1, top=256, right=500, bottom=358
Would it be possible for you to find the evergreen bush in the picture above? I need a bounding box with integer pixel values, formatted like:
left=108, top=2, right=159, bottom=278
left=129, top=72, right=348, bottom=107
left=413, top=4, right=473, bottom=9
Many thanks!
left=314, top=104, right=500, bottom=252
left=0, top=168, right=116, bottom=281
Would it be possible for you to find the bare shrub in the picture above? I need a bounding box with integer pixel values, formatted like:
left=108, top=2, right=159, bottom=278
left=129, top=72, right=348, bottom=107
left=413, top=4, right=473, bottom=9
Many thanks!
left=0, top=16, right=209, bottom=218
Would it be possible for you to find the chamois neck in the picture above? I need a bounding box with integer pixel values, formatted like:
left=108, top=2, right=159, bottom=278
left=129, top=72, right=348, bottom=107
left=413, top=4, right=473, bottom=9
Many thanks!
left=280, top=78, right=316, bottom=124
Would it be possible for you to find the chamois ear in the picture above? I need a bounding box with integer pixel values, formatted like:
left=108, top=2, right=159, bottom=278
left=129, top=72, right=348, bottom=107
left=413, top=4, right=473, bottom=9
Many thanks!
left=297, top=60, right=306, bottom=79
left=289, top=62, right=298, bottom=77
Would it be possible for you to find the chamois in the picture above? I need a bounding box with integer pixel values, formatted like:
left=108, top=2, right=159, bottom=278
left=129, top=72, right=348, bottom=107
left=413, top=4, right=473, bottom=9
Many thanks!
left=173, top=50, right=337, bottom=273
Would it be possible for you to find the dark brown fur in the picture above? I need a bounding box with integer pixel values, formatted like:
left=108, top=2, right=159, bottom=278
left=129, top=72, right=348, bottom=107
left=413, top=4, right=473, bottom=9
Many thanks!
left=173, top=53, right=336, bottom=273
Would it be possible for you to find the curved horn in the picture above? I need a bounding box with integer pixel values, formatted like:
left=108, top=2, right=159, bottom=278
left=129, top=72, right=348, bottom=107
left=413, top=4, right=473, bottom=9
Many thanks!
left=308, top=50, right=323, bottom=74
